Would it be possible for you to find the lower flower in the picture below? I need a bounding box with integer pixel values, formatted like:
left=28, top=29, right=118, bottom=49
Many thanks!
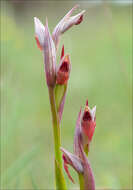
left=60, top=133, right=95, bottom=190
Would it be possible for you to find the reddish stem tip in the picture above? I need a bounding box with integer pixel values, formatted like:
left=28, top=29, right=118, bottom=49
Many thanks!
left=61, top=45, right=65, bottom=59
left=86, top=99, right=88, bottom=106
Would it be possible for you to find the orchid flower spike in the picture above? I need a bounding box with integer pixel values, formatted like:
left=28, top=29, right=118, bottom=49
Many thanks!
left=52, top=5, right=85, bottom=50
left=56, top=45, right=71, bottom=85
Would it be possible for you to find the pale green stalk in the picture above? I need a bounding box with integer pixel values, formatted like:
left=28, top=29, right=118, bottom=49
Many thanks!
left=48, top=86, right=67, bottom=190
left=79, top=147, right=88, bottom=189
left=78, top=174, right=84, bottom=190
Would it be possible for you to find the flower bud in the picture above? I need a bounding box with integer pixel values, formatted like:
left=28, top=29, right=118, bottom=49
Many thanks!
left=56, top=50, right=71, bottom=85
left=74, top=100, right=96, bottom=155
left=80, top=100, right=96, bottom=153
left=81, top=100, right=96, bottom=142
left=61, top=11, right=85, bottom=34
left=52, top=5, right=85, bottom=49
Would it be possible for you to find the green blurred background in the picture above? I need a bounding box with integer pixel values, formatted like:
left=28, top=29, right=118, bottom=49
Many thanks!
left=1, top=0, right=132, bottom=189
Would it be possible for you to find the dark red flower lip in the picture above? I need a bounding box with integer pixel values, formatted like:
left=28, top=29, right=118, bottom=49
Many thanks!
left=83, top=109, right=92, bottom=121
left=60, top=61, right=69, bottom=72
left=82, top=100, right=96, bottom=122
left=58, top=54, right=70, bottom=73
left=82, top=100, right=92, bottom=121
left=81, top=101, right=96, bottom=144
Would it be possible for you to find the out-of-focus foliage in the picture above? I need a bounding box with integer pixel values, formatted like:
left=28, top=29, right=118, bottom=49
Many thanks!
left=1, top=1, right=132, bottom=189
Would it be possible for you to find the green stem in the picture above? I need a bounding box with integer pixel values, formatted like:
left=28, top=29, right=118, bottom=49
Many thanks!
left=48, top=86, right=61, bottom=163
left=84, top=146, right=88, bottom=156
left=78, top=174, right=84, bottom=190
left=48, top=86, right=66, bottom=190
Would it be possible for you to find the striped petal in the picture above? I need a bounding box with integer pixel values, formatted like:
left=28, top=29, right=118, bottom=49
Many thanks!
left=34, top=17, right=45, bottom=50
left=61, top=147, right=83, bottom=183
left=43, top=19, right=56, bottom=87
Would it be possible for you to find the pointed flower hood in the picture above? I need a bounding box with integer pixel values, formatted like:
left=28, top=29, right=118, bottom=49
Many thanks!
left=56, top=45, right=71, bottom=85
left=52, top=5, right=85, bottom=49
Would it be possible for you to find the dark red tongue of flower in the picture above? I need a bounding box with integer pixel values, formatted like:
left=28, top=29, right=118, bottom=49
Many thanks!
left=60, top=61, right=69, bottom=72
left=81, top=100, right=96, bottom=143
left=60, top=45, right=69, bottom=73
left=83, top=100, right=92, bottom=121
left=83, top=111, right=91, bottom=121
left=56, top=55, right=70, bottom=85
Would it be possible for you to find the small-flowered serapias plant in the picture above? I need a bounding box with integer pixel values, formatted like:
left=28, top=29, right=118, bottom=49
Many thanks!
left=34, top=5, right=96, bottom=190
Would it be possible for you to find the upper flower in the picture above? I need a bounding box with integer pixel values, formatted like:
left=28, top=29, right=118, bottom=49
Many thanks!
left=34, top=5, right=85, bottom=51
left=52, top=5, right=85, bottom=50
left=34, top=5, right=85, bottom=86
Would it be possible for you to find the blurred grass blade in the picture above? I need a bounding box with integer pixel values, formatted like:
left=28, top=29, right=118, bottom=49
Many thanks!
left=30, top=172, right=39, bottom=190
left=1, top=144, right=40, bottom=187
left=15, top=176, right=20, bottom=189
